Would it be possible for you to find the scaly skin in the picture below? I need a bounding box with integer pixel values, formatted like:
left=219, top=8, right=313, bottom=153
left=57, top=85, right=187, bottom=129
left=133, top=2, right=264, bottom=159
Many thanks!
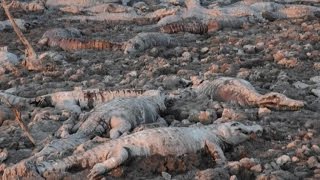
left=196, top=77, right=305, bottom=110
left=17, top=90, right=167, bottom=161
left=157, top=0, right=319, bottom=33
left=35, top=88, right=146, bottom=113
left=124, top=32, right=177, bottom=54
left=40, top=37, right=123, bottom=51
left=2, top=121, right=262, bottom=179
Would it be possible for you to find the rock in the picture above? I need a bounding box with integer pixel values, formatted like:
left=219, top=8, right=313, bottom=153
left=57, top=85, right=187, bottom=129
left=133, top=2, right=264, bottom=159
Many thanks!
left=258, top=107, right=271, bottom=118
left=310, top=76, right=320, bottom=84
left=291, top=156, right=299, bottom=162
left=273, top=51, right=285, bottom=61
left=307, top=156, right=320, bottom=169
left=188, top=109, right=217, bottom=125
left=311, top=89, right=320, bottom=97
left=0, top=163, right=6, bottom=173
left=311, top=145, right=320, bottom=153
left=314, top=62, right=320, bottom=70
left=127, top=71, right=137, bottom=77
left=195, top=168, right=230, bottom=180
left=200, top=47, right=209, bottom=54
left=181, top=119, right=191, bottom=125
left=181, top=51, right=192, bottom=62
left=292, top=81, right=310, bottom=89
left=255, top=42, right=265, bottom=51
left=250, top=164, right=262, bottom=173
left=221, top=108, right=247, bottom=121
left=239, top=158, right=256, bottom=169
left=276, top=155, right=291, bottom=166
left=243, top=45, right=256, bottom=54
left=271, top=170, right=298, bottom=180
left=0, top=148, right=8, bottom=163
left=229, top=175, right=238, bottom=180
left=228, top=161, right=241, bottom=174
left=161, top=171, right=171, bottom=180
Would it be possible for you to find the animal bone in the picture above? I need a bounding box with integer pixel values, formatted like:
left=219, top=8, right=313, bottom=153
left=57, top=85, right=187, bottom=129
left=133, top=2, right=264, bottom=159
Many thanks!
left=2, top=121, right=262, bottom=179
left=196, top=77, right=305, bottom=110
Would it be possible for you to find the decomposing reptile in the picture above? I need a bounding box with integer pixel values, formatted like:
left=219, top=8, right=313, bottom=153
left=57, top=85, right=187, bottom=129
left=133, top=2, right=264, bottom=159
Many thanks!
left=38, top=28, right=123, bottom=51
left=0, top=88, right=146, bottom=113
left=124, top=32, right=177, bottom=54
left=157, top=0, right=319, bottom=34
left=2, top=121, right=263, bottom=179
left=196, top=77, right=305, bottom=110
left=39, top=29, right=178, bottom=53
left=14, top=90, right=168, bottom=162
left=10, top=0, right=45, bottom=12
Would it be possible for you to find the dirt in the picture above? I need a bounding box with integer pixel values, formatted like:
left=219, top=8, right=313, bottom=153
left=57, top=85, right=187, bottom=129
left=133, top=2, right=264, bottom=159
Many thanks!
left=0, top=0, right=320, bottom=180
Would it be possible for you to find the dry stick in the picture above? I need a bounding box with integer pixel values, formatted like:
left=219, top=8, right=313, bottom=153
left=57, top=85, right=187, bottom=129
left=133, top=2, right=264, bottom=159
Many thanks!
left=0, top=97, right=36, bottom=146
left=1, top=0, right=42, bottom=71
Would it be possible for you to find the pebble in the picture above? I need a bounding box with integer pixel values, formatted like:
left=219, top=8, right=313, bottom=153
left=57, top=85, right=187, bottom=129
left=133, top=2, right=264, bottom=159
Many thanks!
left=307, top=156, right=320, bottom=168
left=239, top=158, right=256, bottom=169
left=276, top=155, right=291, bottom=166
left=310, top=76, right=320, bottom=84
left=200, top=47, right=209, bottom=54
left=161, top=171, right=171, bottom=180
left=292, top=81, right=310, bottom=89
left=311, top=145, right=320, bottom=153
left=311, top=89, right=320, bottom=97
left=250, top=164, right=263, bottom=173
left=243, top=44, right=256, bottom=54
left=0, top=149, right=8, bottom=163
left=292, top=156, right=299, bottom=162
left=258, top=107, right=271, bottom=118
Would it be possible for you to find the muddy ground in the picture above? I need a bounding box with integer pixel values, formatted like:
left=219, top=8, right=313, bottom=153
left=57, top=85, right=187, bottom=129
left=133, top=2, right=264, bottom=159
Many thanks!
left=0, top=0, right=320, bottom=179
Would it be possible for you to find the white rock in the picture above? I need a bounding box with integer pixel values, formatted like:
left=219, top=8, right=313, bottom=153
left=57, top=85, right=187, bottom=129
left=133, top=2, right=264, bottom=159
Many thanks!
left=276, top=155, right=291, bottom=166
left=311, top=89, right=320, bottom=97
left=293, top=81, right=310, bottom=89
left=310, top=76, right=320, bottom=84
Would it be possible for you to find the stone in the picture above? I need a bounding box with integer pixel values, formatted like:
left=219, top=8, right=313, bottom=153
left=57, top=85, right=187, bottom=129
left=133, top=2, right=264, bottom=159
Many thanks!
left=292, top=81, right=310, bottom=89
left=310, top=76, right=320, bottom=84
left=250, top=164, right=262, bottom=173
left=311, top=89, right=320, bottom=97
left=200, top=47, right=209, bottom=54
left=307, top=156, right=320, bottom=169
left=292, top=156, right=299, bottom=162
left=239, top=158, right=256, bottom=169
left=162, top=171, right=172, bottom=180
left=276, top=155, right=291, bottom=166
left=311, top=145, right=320, bottom=153
left=0, top=149, right=8, bottom=163
left=243, top=44, right=256, bottom=54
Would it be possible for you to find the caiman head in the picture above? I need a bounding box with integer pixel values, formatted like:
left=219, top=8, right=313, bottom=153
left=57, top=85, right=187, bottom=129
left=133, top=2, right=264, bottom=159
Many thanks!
left=257, top=92, right=305, bottom=110
left=216, top=121, right=263, bottom=145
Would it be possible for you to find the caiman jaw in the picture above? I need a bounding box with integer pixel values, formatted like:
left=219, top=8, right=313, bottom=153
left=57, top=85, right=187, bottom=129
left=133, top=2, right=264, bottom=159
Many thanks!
left=257, top=92, right=305, bottom=110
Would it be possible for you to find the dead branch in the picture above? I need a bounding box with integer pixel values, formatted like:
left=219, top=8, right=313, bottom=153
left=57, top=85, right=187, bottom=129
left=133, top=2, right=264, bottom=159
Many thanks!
left=0, top=96, right=36, bottom=146
left=1, top=0, right=42, bottom=71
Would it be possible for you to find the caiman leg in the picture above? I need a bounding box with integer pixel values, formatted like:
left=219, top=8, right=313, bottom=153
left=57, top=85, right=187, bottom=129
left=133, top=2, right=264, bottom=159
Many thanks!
left=88, top=147, right=129, bottom=179
left=205, top=140, right=227, bottom=166
left=109, top=116, right=132, bottom=139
